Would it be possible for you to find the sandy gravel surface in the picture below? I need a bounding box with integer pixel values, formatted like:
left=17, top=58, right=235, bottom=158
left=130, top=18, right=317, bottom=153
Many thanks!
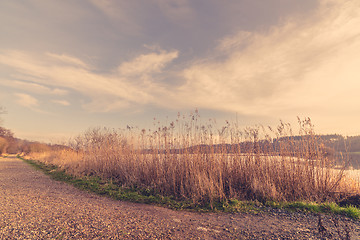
left=0, top=156, right=359, bottom=239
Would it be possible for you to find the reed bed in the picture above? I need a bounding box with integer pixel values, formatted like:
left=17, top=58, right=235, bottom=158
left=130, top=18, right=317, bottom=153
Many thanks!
left=27, top=112, right=359, bottom=205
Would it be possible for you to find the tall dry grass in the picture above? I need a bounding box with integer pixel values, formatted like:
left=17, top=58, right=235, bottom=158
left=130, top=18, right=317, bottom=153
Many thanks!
left=27, top=112, right=359, bottom=205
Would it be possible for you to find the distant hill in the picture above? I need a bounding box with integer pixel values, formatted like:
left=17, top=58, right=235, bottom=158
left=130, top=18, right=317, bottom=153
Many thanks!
left=142, top=134, right=360, bottom=169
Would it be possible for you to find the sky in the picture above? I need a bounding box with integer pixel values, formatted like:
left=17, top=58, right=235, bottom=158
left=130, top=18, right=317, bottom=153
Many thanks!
left=1, top=0, right=360, bottom=142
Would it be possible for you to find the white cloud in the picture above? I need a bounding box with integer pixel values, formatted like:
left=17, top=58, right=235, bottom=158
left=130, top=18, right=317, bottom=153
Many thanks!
left=178, top=0, right=360, bottom=118
left=118, top=50, right=178, bottom=77
left=0, top=79, right=68, bottom=96
left=0, top=48, right=178, bottom=112
left=14, top=93, right=39, bottom=109
left=1, top=0, right=360, bottom=132
left=51, top=100, right=70, bottom=106
left=46, top=53, right=90, bottom=69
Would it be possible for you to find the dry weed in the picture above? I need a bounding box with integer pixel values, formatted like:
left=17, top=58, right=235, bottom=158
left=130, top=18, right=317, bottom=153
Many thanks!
left=28, top=113, right=359, bottom=205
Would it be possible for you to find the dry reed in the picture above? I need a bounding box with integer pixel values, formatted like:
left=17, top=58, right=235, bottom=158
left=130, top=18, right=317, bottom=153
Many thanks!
left=27, top=112, right=359, bottom=205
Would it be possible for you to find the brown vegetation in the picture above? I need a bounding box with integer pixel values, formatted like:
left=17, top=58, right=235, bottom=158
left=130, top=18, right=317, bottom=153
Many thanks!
left=0, top=125, right=57, bottom=156
left=26, top=112, right=360, bottom=206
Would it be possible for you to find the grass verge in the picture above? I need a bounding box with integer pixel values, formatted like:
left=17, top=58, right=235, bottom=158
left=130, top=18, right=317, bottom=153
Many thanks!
left=267, top=201, right=360, bottom=219
left=20, top=156, right=198, bottom=210
left=19, top=156, right=360, bottom=219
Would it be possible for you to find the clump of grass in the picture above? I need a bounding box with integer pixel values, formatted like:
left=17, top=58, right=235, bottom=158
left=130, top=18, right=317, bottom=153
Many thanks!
left=25, top=112, right=359, bottom=208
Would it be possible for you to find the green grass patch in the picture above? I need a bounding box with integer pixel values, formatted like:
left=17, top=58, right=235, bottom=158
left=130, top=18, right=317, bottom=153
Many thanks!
left=19, top=156, right=360, bottom=219
left=266, top=201, right=360, bottom=219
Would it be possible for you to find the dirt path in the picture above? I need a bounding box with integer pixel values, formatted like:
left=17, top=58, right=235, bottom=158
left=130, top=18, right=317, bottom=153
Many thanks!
left=0, top=156, right=359, bottom=239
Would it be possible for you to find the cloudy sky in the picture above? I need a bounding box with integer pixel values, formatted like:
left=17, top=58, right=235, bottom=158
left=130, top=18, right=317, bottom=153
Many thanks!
left=1, top=0, right=360, bottom=142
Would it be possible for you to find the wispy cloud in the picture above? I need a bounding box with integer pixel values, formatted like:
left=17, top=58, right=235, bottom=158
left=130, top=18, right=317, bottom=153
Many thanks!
left=179, top=0, right=360, bottom=116
left=0, top=79, right=68, bottom=96
left=46, top=53, right=90, bottom=69
left=14, top=93, right=39, bottom=109
left=0, top=48, right=178, bottom=112
left=51, top=100, right=70, bottom=106
left=118, top=50, right=178, bottom=77
left=1, top=0, right=360, bottom=122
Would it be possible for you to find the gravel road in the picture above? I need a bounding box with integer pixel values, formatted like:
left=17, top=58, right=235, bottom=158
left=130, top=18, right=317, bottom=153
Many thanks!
left=0, top=156, right=359, bottom=239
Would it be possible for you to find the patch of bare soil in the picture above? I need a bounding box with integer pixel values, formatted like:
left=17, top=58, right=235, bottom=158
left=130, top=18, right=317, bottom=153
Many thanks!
left=0, top=156, right=359, bottom=239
